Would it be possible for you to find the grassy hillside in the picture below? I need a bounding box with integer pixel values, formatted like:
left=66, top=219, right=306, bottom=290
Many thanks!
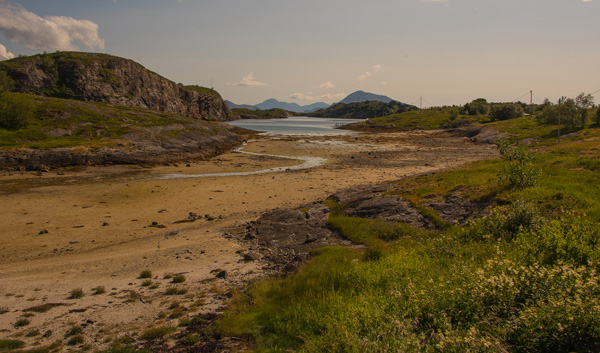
left=220, top=117, right=600, bottom=352
left=348, top=106, right=478, bottom=130
left=0, top=92, right=221, bottom=150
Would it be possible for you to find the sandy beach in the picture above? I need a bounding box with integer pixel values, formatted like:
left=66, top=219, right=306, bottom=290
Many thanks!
left=0, top=130, right=497, bottom=351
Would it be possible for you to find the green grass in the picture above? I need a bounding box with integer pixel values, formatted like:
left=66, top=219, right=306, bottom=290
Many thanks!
left=349, top=106, right=486, bottom=130
left=184, top=85, right=222, bottom=98
left=0, top=340, right=25, bottom=351
left=220, top=122, right=600, bottom=352
left=0, top=93, right=207, bottom=150
left=139, top=326, right=176, bottom=341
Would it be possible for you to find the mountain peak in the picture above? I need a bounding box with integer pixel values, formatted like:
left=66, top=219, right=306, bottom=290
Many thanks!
left=339, top=91, right=394, bottom=104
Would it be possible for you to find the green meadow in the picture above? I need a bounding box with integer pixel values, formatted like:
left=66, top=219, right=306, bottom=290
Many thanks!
left=220, top=106, right=600, bottom=352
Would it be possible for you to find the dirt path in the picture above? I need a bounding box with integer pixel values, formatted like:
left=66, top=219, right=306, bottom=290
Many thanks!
left=0, top=130, right=497, bottom=351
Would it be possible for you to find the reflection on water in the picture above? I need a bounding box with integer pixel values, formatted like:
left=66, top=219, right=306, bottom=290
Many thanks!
left=228, top=116, right=363, bottom=136
left=160, top=117, right=360, bottom=179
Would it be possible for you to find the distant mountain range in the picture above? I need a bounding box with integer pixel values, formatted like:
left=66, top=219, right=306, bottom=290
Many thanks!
left=226, top=90, right=397, bottom=113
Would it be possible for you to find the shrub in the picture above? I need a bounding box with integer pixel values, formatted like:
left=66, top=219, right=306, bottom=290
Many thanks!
left=496, top=139, right=540, bottom=189
left=65, top=325, right=83, bottom=337
left=25, top=329, right=40, bottom=337
left=164, top=287, right=187, bottom=296
left=139, top=326, right=175, bottom=340
left=184, top=334, right=200, bottom=346
left=93, top=286, right=106, bottom=295
left=69, top=288, right=85, bottom=299
left=67, top=334, right=84, bottom=346
left=171, top=274, right=186, bottom=283
left=14, top=318, right=30, bottom=327
left=489, top=104, right=523, bottom=121
left=141, top=280, right=153, bottom=287
left=0, top=92, right=35, bottom=130
left=516, top=217, right=600, bottom=266
left=461, top=200, right=542, bottom=242
left=139, top=270, right=152, bottom=279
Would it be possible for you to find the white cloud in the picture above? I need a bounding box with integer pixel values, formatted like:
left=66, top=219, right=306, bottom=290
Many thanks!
left=290, top=93, right=314, bottom=100
left=0, top=43, right=14, bottom=60
left=357, top=64, right=383, bottom=82
left=233, top=72, right=267, bottom=87
left=289, top=92, right=346, bottom=101
left=0, top=0, right=105, bottom=51
left=317, top=80, right=335, bottom=89
left=356, top=71, right=372, bottom=82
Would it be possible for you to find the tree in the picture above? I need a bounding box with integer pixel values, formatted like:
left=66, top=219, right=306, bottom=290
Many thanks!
left=596, top=108, right=600, bottom=126
left=490, top=104, right=524, bottom=121
left=574, top=92, right=594, bottom=128
left=0, top=71, right=15, bottom=93
left=536, top=96, right=590, bottom=129
left=0, top=72, right=34, bottom=130
left=461, top=98, right=489, bottom=115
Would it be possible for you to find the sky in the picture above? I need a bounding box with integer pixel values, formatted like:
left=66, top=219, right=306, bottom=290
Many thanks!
left=0, top=0, right=599, bottom=107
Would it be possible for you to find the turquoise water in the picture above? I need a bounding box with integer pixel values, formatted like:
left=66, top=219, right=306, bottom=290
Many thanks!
left=228, top=116, right=363, bottom=135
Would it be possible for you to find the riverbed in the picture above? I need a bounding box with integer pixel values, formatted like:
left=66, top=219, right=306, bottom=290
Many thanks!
left=0, top=130, right=498, bottom=351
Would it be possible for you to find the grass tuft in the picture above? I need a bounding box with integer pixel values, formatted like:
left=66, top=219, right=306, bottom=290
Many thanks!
left=68, top=288, right=84, bottom=299
left=139, top=326, right=175, bottom=341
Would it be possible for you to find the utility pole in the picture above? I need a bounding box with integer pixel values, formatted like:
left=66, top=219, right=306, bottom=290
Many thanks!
left=420, top=96, right=423, bottom=113
left=558, top=97, right=561, bottom=142
left=530, top=90, right=533, bottom=116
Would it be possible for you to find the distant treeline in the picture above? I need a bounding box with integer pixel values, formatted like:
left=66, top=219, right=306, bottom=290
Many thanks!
left=308, top=100, right=417, bottom=119
left=231, top=108, right=294, bottom=120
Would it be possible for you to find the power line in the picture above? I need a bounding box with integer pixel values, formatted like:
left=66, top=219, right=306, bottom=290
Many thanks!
left=532, top=92, right=545, bottom=103
left=511, top=92, right=531, bottom=103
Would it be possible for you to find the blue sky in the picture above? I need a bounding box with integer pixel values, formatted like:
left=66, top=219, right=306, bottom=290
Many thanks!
left=0, top=0, right=599, bottom=107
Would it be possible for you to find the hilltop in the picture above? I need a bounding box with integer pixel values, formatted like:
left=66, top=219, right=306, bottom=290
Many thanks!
left=338, top=90, right=394, bottom=104
left=0, top=52, right=236, bottom=121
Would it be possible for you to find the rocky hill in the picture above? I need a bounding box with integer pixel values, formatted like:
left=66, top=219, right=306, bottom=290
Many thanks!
left=0, top=52, right=236, bottom=121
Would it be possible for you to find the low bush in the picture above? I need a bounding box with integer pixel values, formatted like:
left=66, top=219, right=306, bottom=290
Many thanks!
left=496, top=139, right=540, bottom=189
left=171, top=274, right=186, bottom=283
left=139, top=326, right=175, bottom=340
left=138, top=270, right=152, bottom=279
left=68, top=288, right=84, bottom=299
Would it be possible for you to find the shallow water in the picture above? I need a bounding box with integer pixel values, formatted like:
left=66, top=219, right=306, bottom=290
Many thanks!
left=158, top=147, right=326, bottom=179
left=228, top=116, right=363, bottom=136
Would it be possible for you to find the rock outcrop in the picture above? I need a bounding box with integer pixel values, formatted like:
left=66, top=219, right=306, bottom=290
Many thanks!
left=0, top=52, right=236, bottom=121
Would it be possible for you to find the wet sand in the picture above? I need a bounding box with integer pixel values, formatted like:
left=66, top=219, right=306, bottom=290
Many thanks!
left=0, top=130, right=497, bottom=351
